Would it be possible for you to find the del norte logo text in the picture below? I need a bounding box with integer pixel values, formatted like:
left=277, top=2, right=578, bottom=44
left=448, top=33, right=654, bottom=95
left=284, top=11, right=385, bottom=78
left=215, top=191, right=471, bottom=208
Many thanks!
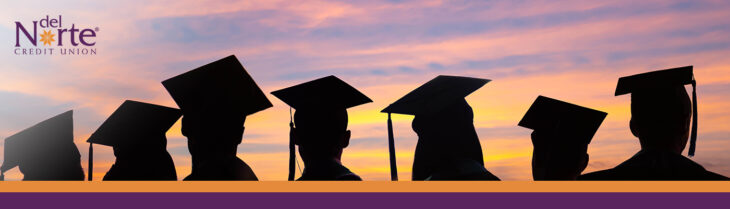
left=14, top=15, right=98, bottom=56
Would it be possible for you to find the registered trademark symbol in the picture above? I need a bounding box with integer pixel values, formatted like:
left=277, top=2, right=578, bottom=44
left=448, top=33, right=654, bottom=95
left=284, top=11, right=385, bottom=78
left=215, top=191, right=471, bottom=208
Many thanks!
left=95, top=27, right=100, bottom=32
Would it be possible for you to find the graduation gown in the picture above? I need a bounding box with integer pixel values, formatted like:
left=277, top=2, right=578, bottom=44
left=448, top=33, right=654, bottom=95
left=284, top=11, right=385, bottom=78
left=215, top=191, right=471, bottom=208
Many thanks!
left=579, top=150, right=728, bottom=180
left=424, top=159, right=500, bottom=181
left=103, top=150, right=177, bottom=181
left=22, top=162, right=85, bottom=181
left=21, top=144, right=85, bottom=181
left=183, top=157, right=258, bottom=181
left=297, top=161, right=362, bottom=181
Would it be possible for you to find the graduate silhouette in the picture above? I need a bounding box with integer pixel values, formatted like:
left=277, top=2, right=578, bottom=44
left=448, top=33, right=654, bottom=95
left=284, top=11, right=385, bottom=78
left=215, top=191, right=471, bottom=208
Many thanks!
left=1, top=110, right=85, bottom=181
left=383, top=75, right=499, bottom=181
left=272, top=76, right=371, bottom=181
left=86, top=100, right=179, bottom=181
left=163, top=55, right=272, bottom=181
left=580, top=66, right=728, bottom=180
left=519, top=96, right=607, bottom=180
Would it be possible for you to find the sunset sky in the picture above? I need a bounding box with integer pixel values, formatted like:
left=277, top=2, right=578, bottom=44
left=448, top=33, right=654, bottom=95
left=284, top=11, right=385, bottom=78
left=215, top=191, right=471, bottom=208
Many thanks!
left=1, top=0, right=729, bottom=181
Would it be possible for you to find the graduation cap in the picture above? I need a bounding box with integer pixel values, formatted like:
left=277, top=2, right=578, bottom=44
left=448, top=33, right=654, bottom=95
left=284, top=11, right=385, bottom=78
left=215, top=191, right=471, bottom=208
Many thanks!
left=615, top=66, right=698, bottom=156
left=381, top=75, right=491, bottom=181
left=162, top=55, right=273, bottom=117
left=85, top=100, right=182, bottom=180
left=518, top=96, right=607, bottom=145
left=1, top=110, right=74, bottom=181
left=271, top=75, right=372, bottom=181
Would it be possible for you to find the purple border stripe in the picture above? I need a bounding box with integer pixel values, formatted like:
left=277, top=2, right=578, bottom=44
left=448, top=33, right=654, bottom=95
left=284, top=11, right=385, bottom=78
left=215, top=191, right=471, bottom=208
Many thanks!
left=0, top=193, right=728, bottom=209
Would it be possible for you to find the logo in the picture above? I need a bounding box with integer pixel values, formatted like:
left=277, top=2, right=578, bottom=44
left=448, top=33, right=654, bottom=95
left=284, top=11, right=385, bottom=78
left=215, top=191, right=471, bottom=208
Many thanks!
left=14, top=15, right=98, bottom=55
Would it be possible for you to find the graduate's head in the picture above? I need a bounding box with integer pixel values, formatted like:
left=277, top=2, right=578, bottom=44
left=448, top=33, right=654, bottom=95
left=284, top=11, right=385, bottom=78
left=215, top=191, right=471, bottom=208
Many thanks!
left=530, top=130, right=590, bottom=180
left=181, top=112, right=246, bottom=145
left=293, top=108, right=351, bottom=160
left=616, top=66, right=696, bottom=154
left=163, top=55, right=272, bottom=148
left=630, top=86, right=692, bottom=153
left=411, top=99, right=480, bottom=155
left=2, top=111, right=83, bottom=180
left=271, top=75, right=372, bottom=173
left=518, top=96, right=606, bottom=180
left=87, top=100, right=180, bottom=158
left=409, top=99, right=485, bottom=180
left=381, top=75, right=491, bottom=180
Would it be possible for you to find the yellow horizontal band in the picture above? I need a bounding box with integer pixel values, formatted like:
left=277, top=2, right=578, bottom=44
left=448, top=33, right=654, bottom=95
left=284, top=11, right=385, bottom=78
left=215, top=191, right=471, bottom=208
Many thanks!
left=0, top=181, right=729, bottom=193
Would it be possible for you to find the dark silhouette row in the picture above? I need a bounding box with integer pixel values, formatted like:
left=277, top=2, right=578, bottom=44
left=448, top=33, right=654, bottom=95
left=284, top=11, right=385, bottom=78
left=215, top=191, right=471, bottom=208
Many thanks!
left=1, top=55, right=726, bottom=181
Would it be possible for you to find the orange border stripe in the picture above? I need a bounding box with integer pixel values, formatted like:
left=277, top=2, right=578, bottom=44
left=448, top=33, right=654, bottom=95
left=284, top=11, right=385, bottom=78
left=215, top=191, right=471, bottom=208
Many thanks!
left=1, top=181, right=730, bottom=192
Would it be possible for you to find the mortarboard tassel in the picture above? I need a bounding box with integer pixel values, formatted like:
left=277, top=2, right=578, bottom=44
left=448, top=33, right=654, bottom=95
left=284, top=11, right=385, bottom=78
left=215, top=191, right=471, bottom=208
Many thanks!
left=688, top=80, right=698, bottom=157
left=387, top=113, right=398, bottom=181
left=288, top=108, right=296, bottom=181
left=88, top=143, right=93, bottom=181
